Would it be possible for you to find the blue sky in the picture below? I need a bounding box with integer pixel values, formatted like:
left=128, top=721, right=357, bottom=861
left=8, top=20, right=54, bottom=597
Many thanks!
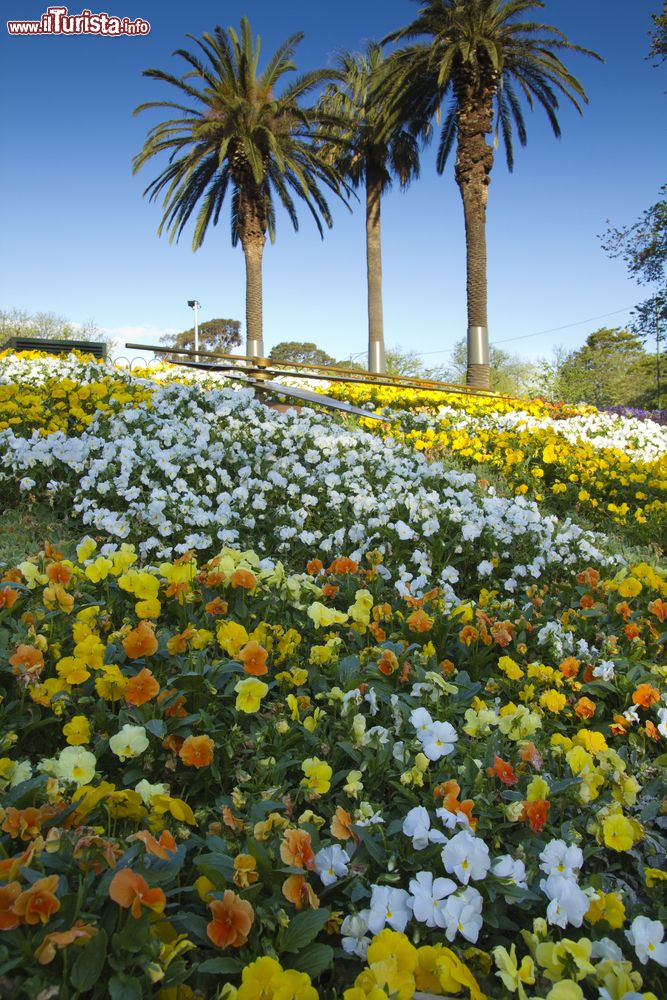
left=1, top=0, right=664, bottom=366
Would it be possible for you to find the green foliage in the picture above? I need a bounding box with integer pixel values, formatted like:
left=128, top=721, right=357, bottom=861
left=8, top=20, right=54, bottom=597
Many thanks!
left=551, top=328, right=653, bottom=407
left=133, top=17, right=346, bottom=251
left=649, top=3, right=667, bottom=64
left=384, top=345, right=450, bottom=380
left=0, top=308, right=103, bottom=345
left=269, top=341, right=337, bottom=367
left=161, top=318, right=241, bottom=359
left=382, top=0, right=600, bottom=175
left=447, top=338, right=537, bottom=396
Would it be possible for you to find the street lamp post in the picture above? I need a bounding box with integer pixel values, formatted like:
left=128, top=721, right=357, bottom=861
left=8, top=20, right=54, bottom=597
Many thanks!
left=187, top=300, right=200, bottom=358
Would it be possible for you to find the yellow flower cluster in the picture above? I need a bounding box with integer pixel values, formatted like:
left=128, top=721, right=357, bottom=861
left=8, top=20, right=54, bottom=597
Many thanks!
left=325, top=382, right=666, bottom=539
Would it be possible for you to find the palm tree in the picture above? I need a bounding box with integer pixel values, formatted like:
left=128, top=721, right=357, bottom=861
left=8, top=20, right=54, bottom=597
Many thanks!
left=383, top=0, right=601, bottom=388
left=318, top=45, right=420, bottom=373
left=133, top=18, right=346, bottom=359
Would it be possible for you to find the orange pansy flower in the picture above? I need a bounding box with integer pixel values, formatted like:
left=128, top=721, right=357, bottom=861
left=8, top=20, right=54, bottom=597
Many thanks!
left=322, top=584, right=339, bottom=598
left=491, top=621, right=514, bottom=647
left=282, top=874, right=319, bottom=910
left=204, top=597, right=228, bottom=616
left=522, top=799, right=550, bottom=833
left=280, top=828, right=316, bottom=870
left=328, top=557, right=358, bottom=576
left=574, top=697, right=596, bottom=720
left=179, top=734, right=215, bottom=769
left=458, top=625, right=479, bottom=646
left=0, top=844, right=39, bottom=882
left=519, top=742, right=544, bottom=770
left=124, top=667, right=160, bottom=707
left=237, top=640, right=269, bottom=676
left=559, top=657, right=580, bottom=679
left=368, top=622, right=386, bottom=643
left=13, top=875, right=61, bottom=925
left=129, top=829, right=177, bottom=860
left=646, top=720, right=660, bottom=741
left=0, top=587, right=19, bottom=610
left=624, top=623, right=641, bottom=640
left=46, top=562, right=72, bottom=585
left=166, top=627, right=196, bottom=655
left=648, top=597, right=666, bottom=622
left=123, top=620, right=158, bottom=659
left=306, top=559, right=323, bottom=576
left=406, top=609, right=434, bottom=633
left=207, top=890, right=254, bottom=948
left=222, top=805, right=245, bottom=833
left=34, top=920, right=97, bottom=965
left=157, top=688, right=188, bottom=717
left=330, top=805, right=359, bottom=843
left=8, top=644, right=44, bottom=680
left=230, top=569, right=256, bottom=590
left=615, top=601, right=633, bottom=621
left=632, top=684, right=661, bottom=709
left=108, top=868, right=166, bottom=918
left=576, top=567, right=599, bottom=588
left=0, top=882, right=21, bottom=930
left=377, top=650, right=399, bottom=676
left=487, top=754, right=518, bottom=787
left=2, top=806, right=50, bottom=842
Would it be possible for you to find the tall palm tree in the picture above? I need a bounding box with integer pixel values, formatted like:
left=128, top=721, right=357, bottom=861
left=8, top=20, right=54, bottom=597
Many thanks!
left=383, top=0, right=601, bottom=388
left=318, top=45, right=420, bottom=373
left=133, top=18, right=346, bottom=359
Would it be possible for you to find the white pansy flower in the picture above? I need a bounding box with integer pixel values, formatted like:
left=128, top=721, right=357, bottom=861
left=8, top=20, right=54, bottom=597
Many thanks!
left=408, top=870, right=457, bottom=928
left=367, top=885, right=411, bottom=934
left=441, top=829, right=491, bottom=885
left=314, top=845, right=350, bottom=887
left=109, top=724, right=149, bottom=761
left=626, top=915, right=667, bottom=966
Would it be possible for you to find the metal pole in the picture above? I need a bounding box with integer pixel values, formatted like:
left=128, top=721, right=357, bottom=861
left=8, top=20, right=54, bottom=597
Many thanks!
left=194, top=301, right=200, bottom=359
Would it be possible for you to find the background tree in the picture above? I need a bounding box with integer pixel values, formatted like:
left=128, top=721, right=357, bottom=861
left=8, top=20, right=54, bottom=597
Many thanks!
left=133, top=18, right=346, bottom=359
left=601, top=185, right=666, bottom=407
left=446, top=337, right=537, bottom=395
left=0, top=309, right=104, bottom=345
left=649, top=2, right=667, bottom=64
left=160, top=318, right=241, bottom=360
left=383, top=0, right=600, bottom=389
left=383, top=345, right=451, bottom=380
left=269, top=341, right=337, bottom=366
left=554, top=328, right=651, bottom=407
left=318, top=44, right=420, bottom=373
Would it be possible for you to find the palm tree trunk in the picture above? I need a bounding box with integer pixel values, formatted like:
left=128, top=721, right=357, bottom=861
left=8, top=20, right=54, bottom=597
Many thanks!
left=242, top=230, right=266, bottom=360
left=455, top=86, right=495, bottom=390
left=366, top=168, right=386, bottom=373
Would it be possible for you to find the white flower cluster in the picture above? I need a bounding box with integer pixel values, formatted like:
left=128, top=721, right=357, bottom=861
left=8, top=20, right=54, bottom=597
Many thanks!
left=1, top=377, right=614, bottom=596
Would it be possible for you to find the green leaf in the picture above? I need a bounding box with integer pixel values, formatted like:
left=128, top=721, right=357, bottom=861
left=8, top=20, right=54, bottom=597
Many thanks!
left=70, top=929, right=108, bottom=992
left=280, top=908, right=331, bottom=953
left=289, top=943, right=334, bottom=978
left=195, top=851, right=234, bottom=881
left=109, top=975, right=143, bottom=1000
left=338, top=655, right=361, bottom=684
left=145, top=718, right=166, bottom=737
left=353, top=825, right=385, bottom=865
left=198, top=957, right=244, bottom=974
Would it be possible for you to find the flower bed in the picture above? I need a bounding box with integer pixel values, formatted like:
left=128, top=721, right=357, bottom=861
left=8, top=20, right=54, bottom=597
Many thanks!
left=0, top=540, right=665, bottom=998
left=324, top=384, right=667, bottom=545
left=0, top=352, right=666, bottom=998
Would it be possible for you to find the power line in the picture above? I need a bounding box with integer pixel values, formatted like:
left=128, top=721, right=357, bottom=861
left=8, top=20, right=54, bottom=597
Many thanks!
left=413, top=305, right=636, bottom=356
